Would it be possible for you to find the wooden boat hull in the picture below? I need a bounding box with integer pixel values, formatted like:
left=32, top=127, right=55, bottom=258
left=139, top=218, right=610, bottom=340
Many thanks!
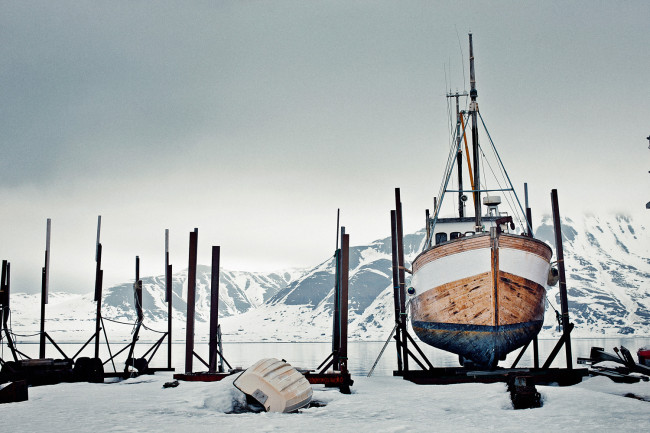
left=411, top=233, right=552, bottom=368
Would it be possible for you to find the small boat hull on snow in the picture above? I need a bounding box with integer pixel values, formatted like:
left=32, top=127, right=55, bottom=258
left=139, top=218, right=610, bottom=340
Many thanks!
left=411, top=232, right=552, bottom=368
left=233, top=358, right=312, bottom=413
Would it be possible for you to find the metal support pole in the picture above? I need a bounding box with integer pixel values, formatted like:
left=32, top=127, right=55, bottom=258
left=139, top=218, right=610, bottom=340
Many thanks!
left=395, top=188, right=409, bottom=372
left=39, top=219, right=51, bottom=359
left=94, top=243, right=103, bottom=359
left=39, top=253, right=47, bottom=358
left=135, top=256, right=143, bottom=322
left=390, top=210, right=403, bottom=373
left=167, top=263, right=173, bottom=368
left=209, top=246, right=220, bottom=373
left=45, top=218, right=51, bottom=302
left=125, top=256, right=143, bottom=372
left=331, top=209, right=341, bottom=371
left=339, top=230, right=349, bottom=374
left=165, top=229, right=172, bottom=369
left=1, top=260, right=18, bottom=362
left=551, top=189, right=573, bottom=369
left=332, top=248, right=341, bottom=371
left=185, top=228, right=198, bottom=374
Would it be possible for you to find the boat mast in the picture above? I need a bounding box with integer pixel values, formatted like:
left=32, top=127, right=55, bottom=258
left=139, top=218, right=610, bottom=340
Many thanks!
left=469, top=33, right=481, bottom=230
left=447, top=91, right=468, bottom=218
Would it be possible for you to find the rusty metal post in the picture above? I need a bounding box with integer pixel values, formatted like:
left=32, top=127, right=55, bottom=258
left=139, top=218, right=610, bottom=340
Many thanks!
left=395, top=188, right=409, bottom=372
left=0, top=260, right=7, bottom=307
left=166, top=262, right=173, bottom=368
left=339, top=229, right=349, bottom=374
left=125, top=256, right=144, bottom=371
left=93, top=216, right=103, bottom=359
left=185, top=228, right=198, bottom=374
left=165, top=229, right=172, bottom=369
left=209, top=246, right=220, bottom=373
left=390, top=210, right=403, bottom=373
left=135, top=256, right=143, bottom=322
left=1, top=261, right=18, bottom=362
left=551, top=189, right=573, bottom=369
left=44, top=218, right=51, bottom=302
left=39, top=219, right=51, bottom=359
left=332, top=248, right=341, bottom=371
left=39, top=258, right=46, bottom=358
left=330, top=210, right=341, bottom=370
left=94, top=243, right=103, bottom=359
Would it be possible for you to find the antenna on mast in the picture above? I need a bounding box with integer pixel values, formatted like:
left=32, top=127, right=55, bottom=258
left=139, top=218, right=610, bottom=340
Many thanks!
left=468, top=33, right=482, bottom=230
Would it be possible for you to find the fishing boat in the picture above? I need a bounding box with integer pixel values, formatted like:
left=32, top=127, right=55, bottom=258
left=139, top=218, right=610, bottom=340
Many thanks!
left=409, top=34, right=553, bottom=369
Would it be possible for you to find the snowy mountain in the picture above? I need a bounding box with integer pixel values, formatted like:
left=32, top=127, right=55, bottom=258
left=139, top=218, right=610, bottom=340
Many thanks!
left=536, top=214, right=650, bottom=336
left=6, top=214, right=650, bottom=343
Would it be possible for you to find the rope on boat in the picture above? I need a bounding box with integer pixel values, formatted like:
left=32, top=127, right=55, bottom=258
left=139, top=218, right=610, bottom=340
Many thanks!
left=545, top=294, right=563, bottom=331
left=477, top=141, right=527, bottom=233
left=478, top=111, right=532, bottom=235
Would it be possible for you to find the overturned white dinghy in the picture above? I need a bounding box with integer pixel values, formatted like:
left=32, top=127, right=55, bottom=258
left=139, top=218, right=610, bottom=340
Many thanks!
left=233, top=358, right=313, bottom=413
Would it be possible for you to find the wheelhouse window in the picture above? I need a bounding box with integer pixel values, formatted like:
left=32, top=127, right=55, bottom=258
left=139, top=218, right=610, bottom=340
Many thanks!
left=450, top=231, right=462, bottom=240
left=435, top=232, right=448, bottom=245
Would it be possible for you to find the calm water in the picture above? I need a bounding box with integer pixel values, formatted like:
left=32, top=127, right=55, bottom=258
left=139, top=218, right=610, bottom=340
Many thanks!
left=7, top=337, right=650, bottom=376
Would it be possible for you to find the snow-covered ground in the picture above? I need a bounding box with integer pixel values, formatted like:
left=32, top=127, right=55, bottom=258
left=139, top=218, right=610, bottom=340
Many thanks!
left=1, top=373, right=649, bottom=432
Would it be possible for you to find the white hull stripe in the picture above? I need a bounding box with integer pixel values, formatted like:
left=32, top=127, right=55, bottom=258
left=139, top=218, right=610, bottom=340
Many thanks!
left=411, top=247, right=490, bottom=291
left=412, top=246, right=550, bottom=292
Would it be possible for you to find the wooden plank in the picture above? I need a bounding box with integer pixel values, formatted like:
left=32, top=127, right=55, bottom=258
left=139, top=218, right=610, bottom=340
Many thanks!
left=497, top=271, right=546, bottom=326
left=499, top=235, right=552, bottom=261
left=413, top=234, right=490, bottom=273
left=411, top=272, right=493, bottom=326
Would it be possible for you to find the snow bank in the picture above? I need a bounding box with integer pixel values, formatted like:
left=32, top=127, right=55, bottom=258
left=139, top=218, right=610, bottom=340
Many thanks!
left=2, top=373, right=649, bottom=432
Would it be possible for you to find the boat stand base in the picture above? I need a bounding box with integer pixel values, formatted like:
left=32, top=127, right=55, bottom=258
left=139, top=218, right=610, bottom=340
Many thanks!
left=395, top=367, right=587, bottom=386
left=304, top=371, right=354, bottom=394
left=173, top=370, right=242, bottom=382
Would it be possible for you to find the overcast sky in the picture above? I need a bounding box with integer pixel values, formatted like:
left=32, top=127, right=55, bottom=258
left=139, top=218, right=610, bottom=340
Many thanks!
left=1, top=1, right=649, bottom=295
